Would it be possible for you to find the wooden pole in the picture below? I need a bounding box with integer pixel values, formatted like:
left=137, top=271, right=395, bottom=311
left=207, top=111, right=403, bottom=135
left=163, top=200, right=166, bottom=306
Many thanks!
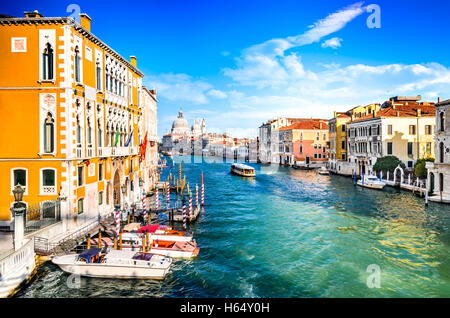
left=87, top=236, right=91, bottom=249
left=146, top=232, right=150, bottom=252
left=114, top=237, right=117, bottom=250
left=142, top=234, right=146, bottom=252
left=98, top=232, right=102, bottom=248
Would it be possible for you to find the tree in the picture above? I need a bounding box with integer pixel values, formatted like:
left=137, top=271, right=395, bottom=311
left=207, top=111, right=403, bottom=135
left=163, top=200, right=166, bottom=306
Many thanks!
left=373, top=156, right=405, bottom=173
left=414, top=157, right=434, bottom=178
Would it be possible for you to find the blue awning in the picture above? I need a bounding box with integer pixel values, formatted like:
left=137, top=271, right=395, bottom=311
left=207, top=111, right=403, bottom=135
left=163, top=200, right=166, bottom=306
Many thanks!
left=79, top=248, right=101, bottom=263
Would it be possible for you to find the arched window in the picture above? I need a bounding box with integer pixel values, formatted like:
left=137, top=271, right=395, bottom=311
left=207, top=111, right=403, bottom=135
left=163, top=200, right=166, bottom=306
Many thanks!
left=44, top=113, right=54, bottom=153
left=440, top=142, right=445, bottom=163
left=105, top=67, right=109, bottom=91
left=74, top=46, right=81, bottom=82
left=440, top=111, right=445, bottom=132
left=76, top=116, right=81, bottom=144
left=96, top=60, right=101, bottom=90
left=98, top=119, right=102, bottom=148
left=42, top=43, right=53, bottom=80
left=77, top=198, right=84, bottom=214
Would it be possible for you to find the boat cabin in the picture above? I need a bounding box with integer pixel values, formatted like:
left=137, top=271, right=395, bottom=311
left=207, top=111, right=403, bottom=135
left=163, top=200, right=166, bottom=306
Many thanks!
left=231, top=163, right=256, bottom=177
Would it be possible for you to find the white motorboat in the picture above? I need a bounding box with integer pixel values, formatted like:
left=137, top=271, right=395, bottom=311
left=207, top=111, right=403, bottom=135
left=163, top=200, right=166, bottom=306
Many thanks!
left=52, top=248, right=172, bottom=280
left=318, top=167, right=329, bottom=175
left=357, top=175, right=385, bottom=190
left=230, top=163, right=255, bottom=177
left=91, top=236, right=200, bottom=258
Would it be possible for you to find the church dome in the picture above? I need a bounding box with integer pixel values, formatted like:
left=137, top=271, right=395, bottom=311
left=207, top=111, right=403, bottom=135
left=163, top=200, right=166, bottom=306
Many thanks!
left=171, top=109, right=190, bottom=135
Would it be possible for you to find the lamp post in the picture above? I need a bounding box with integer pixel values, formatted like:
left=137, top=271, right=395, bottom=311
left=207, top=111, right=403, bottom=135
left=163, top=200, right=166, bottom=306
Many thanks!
left=121, top=183, right=127, bottom=211
left=12, top=184, right=26, bottom=251
left=57, top=186, right=67, bottom=222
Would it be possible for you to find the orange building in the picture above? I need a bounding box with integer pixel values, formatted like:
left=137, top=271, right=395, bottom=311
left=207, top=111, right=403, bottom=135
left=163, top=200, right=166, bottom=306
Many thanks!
left=277, top=120, right=329, bottom=166
left=0, top=11, right=157, bottom=231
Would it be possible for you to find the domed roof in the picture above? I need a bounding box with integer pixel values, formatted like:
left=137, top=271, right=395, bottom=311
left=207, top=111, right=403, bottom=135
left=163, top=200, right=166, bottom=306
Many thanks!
left=171, top=109, right=190, bottom=135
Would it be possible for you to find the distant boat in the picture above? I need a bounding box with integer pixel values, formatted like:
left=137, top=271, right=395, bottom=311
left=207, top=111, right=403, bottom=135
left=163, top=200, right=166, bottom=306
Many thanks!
left=318, top=167, right=330, bottom=175
left=357, top=175, right=385, bottom=190
left=230, top=163, right=256, bottom=177
left=52, top=248, right=172, bottom=279
left=292, top=165, right=314, bottom=170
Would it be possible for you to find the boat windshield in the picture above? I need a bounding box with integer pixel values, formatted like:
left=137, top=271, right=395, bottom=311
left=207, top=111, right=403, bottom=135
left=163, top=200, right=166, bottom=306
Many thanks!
left=132, top=253, right=153, bottom=261
left=367, top=177, right=378, bottom=181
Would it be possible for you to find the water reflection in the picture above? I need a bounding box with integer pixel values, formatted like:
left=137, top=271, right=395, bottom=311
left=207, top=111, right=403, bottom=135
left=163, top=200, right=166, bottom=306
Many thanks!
left=16, top=158, right=450, bottom=298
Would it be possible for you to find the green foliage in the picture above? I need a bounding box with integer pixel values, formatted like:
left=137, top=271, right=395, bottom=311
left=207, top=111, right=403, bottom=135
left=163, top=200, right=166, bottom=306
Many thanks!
left=414, top=157, right=434, bottom=178
left=373, top=156, right=405, bottom=173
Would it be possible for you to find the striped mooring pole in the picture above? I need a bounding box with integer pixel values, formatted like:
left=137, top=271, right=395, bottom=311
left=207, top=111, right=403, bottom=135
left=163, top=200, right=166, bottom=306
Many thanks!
left=201, top=172, right=205, bottom=206
left=142, top=191, right=147, bottom=223
left=182, top=203, right=187, bottom=230
left=155, top=188, right=159, bottom=210
left=189, top=191, right=193, bottom=218
left=195, top=184, right=199, bottom=207
left=166, top=182, right=170, bottom=208
left=115, top=204, right=120, bottom=237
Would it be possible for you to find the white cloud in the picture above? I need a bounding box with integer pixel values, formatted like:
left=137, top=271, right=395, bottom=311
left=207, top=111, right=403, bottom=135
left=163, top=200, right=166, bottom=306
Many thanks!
left=206, top=89, right=228, bottom=99
left=223, top=2, right=365, bottom=88
left=145, top=73, right=213, bottom=104
left=321, top=37, right=343, bottom=49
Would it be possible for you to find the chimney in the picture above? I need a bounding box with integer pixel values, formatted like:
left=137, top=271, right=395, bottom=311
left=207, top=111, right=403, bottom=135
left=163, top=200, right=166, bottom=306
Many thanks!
left=396, top=111, right=400, bottom=117
left=79, top=13, right=91, bottom=32
left=319, top=122, right=323, bottom=129
left=130, top=56, right=137, bottom=68
left=24, top=10, right=43, bottom=18
left=438, top=97, right=441, bottom=103
left=417, top=109, right=421, bottom=117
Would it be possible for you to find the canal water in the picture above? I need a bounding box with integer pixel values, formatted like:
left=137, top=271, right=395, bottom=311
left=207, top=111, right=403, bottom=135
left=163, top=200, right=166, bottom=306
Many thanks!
left=17, top=156, right=450, bottom=297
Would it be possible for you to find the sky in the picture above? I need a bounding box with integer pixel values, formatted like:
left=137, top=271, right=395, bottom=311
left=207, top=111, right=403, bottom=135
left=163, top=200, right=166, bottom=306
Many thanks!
left=3, top=0, right=450, bottom=138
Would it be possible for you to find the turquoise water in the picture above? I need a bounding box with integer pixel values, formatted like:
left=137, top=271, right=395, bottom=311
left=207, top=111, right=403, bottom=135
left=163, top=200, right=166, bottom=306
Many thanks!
left=17, top=156, right=450, bottom=297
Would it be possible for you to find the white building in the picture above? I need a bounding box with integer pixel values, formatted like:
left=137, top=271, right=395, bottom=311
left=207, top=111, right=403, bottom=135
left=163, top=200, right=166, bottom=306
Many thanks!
left=347, top=96, right=435, bottom=176
left=427, top=98, right=450, bottom=202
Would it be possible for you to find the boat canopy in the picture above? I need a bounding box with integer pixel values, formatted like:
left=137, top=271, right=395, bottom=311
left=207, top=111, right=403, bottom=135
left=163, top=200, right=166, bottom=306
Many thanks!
left=232, top=163, right=254, bottom=171
left=78, top=248, right=101, bottom=263
left=123, top=223, right=141, bottom=232
left=138, top=224, right=161, bottom=233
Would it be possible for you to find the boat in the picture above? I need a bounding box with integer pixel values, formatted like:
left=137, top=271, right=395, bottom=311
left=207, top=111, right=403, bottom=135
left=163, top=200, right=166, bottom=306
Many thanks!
left=122, top=224, right=194, bottom=242
left=292, top=165, right=314, bottom=170
left=356, top=175, right=386, bottom=190
left=52, top=248, right=172, bottom=279
left=230, top=163, right=255, bottom=177
left=91, top=236, right=200, bottom=258
left=318, top=167, right=330, bottom=175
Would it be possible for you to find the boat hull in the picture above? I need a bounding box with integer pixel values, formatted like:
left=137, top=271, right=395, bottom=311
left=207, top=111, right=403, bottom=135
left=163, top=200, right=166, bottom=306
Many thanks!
left=230, top=167, right=255, bottom=177
left=52, top=255, right=170, bottom=279
left=356, top=181, right=385, bottom=190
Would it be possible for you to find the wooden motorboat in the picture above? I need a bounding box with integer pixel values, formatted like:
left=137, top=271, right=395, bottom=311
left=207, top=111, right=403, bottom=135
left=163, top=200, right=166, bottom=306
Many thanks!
left=357, top=175, right=385, bottom=190
left=91, top=237, right=200, bottom=258
left=318, top=167, right=330, bottom=175
left=230, top=163, right=255, bottom=177
left=52, top=248, right=172, bottom=279
left=293, top=165, right=314, bottom=170
left=122, top=225, right=194, bottom=242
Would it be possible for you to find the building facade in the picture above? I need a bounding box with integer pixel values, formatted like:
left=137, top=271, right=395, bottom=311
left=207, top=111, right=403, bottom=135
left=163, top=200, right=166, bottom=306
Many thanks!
left=0, top=12, right=157, bottom=231
left=427, top=98, right=450, bottom=202
left=347, top=96, right=435, bottom=176
left=277, top=120, right=329, bottom=166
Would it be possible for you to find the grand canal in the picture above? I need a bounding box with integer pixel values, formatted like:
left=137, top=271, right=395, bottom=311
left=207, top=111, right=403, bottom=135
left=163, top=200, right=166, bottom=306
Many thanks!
left=17, top=156, right=450, bottom=297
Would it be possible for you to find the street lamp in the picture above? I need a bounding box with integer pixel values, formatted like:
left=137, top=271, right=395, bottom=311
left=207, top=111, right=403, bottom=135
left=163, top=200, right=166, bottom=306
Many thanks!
left=12, top=184, right=26, bottom=251
left=12, top=184, right=25, bottom=202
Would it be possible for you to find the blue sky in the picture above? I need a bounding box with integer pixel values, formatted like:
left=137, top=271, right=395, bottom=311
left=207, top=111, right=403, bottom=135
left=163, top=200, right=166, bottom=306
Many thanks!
left=3, top=0, right=450, bottom=137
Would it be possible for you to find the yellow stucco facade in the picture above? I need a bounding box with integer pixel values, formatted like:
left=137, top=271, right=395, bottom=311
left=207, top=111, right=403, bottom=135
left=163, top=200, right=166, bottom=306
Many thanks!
left=0, top=12, right=156, bottom=225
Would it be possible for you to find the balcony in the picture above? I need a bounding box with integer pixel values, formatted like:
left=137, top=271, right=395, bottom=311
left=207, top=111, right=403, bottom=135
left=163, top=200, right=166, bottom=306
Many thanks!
left=42, top=185, right=56, bottom=195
